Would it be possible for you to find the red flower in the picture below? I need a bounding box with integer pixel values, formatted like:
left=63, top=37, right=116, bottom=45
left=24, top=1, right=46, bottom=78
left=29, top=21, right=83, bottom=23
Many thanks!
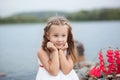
left=114, top=54, right=120, bottom=58
left=106, top=54, right=113, bottom=57
left=114, top=49, right=119, bottom=55
left=94, top=67, right=101, bottom=77
left=107, top=50, right=113, bottom=54
left=88, top=66, right=97, bottom=75
left=116, top=66, right=120, bottom=74
left=116, top=59, right=120, bottom=64
left=108, top=63, right=115, bottom=69
left=107, top=58, right=114, bottom=63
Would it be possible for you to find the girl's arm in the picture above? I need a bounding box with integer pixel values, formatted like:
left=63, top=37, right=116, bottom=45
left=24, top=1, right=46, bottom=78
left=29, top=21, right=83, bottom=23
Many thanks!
left=59, top=43, right=74, bottom=75
left=37, top=42, right=59, bottom=76
left=59, top=50, right=74, bottom=75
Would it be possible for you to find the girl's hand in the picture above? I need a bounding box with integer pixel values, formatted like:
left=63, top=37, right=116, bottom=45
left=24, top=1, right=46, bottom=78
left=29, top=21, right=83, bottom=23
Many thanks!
left=60, top=43, right=68, bottom=51
left=47, top=42, right=57, bottom=52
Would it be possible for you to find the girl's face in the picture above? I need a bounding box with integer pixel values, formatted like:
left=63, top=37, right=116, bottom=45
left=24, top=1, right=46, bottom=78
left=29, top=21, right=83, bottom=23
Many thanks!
left=47, top=25, right=68, bottom=49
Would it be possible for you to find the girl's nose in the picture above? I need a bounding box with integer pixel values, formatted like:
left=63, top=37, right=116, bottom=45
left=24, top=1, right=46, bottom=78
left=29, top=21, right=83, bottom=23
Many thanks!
left=57, top=37, right=62, bottom=41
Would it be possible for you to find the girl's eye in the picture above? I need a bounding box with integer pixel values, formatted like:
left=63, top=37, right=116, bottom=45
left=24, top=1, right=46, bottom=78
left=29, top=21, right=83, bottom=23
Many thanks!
left=62, top=35, right=66, bottom=37
left=53, top=35, right=58, bottom=37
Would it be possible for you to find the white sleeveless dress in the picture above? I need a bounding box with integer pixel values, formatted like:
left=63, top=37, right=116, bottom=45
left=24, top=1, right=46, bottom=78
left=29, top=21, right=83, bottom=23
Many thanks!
left=36, top=51, right=79, bottom=80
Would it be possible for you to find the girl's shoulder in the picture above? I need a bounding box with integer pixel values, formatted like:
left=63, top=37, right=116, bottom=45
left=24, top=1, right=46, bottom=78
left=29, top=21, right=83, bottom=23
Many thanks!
left=37, top=47, right=50, bottom=65
left=38, top=47, right=49, bottom=53
left=38, top=48, right=45, bottom=55
left=37, top=47, right=43, bottom=53
left=37, top=47, right=49, bottom=58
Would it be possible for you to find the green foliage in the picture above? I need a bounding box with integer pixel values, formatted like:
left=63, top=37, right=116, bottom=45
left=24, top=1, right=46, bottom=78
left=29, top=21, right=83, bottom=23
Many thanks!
left=0, top=8, right=120, bottom=24
left=67, top=8, right=120, bottom=21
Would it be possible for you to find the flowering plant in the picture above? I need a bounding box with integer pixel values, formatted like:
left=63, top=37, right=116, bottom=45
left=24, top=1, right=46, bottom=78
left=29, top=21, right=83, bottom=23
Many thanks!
left=88, top=48, right=120, bottom=78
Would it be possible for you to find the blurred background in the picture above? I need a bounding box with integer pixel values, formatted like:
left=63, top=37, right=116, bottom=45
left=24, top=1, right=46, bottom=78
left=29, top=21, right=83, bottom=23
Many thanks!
left=0, top=0, right=120, bottom=80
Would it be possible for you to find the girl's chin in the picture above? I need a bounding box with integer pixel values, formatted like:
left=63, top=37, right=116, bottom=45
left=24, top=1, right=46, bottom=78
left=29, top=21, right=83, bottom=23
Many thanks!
left=57, top=47, right=62, bottom=49
left=56, top=46, right=63, bottom=49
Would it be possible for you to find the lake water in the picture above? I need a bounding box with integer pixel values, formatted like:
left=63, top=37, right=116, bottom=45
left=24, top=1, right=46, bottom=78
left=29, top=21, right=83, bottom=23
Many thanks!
left=0, top=21, right=120, bottom=80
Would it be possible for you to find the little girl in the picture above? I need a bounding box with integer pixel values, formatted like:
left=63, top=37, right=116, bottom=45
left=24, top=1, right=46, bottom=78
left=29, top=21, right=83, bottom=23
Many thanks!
left=36, top=16, right=79, bottom=80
